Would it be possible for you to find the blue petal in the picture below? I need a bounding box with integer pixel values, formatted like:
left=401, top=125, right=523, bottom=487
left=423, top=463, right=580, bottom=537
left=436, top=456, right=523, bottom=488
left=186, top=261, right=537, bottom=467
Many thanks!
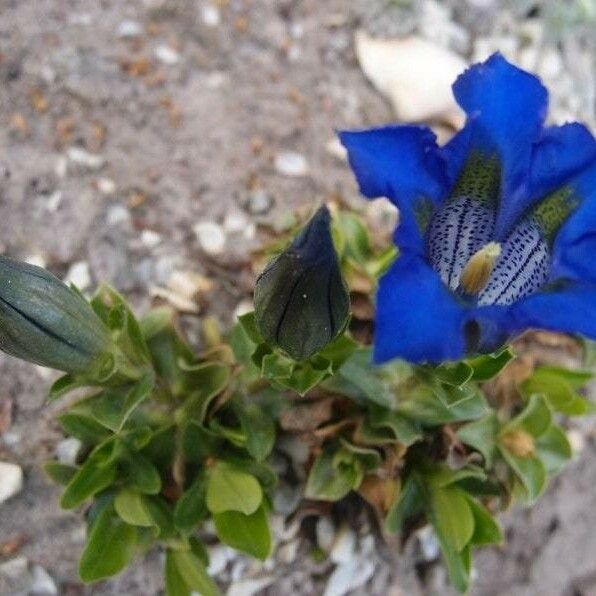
left=373, top=254, right=468, bottom=363
left=339, top=125, right=449, bottom=253
left=447, top=53, right=548, bottom=238
left=509, top=280, right=596, bottom=340
left=529, top=123, right=596, bottom=201
left=551, top=161, right=596, bottom=283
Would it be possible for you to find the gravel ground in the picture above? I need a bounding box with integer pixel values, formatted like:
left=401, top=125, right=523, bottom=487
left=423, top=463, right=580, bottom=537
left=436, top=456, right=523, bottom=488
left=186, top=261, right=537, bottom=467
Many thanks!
left=0, top=1, right=595, bottom=595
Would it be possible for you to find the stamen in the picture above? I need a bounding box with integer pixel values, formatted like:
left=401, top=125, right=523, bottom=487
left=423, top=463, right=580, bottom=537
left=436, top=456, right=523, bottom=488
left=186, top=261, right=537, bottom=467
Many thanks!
left=458, top=242, right=501, bottom=295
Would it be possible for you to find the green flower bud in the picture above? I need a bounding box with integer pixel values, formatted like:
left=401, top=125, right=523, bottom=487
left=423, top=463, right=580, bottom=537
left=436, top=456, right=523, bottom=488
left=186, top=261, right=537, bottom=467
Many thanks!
left=254, top=205, right=350, bottom=360
left=0, top=256, right=113, bottom=373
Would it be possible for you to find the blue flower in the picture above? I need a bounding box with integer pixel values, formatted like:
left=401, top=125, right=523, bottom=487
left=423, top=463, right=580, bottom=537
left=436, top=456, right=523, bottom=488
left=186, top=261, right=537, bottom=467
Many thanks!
left=339, top=53, right=596, bottom=364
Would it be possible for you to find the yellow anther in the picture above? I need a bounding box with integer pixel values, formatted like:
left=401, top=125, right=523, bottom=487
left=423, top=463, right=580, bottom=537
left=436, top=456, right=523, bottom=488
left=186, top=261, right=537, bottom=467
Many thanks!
left=459, top=242, right=501, bottom=295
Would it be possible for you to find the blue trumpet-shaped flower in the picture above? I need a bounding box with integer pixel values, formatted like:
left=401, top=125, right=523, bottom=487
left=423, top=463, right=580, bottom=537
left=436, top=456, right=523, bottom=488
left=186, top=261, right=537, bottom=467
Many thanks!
left=340, top=53, right=596, bottom=363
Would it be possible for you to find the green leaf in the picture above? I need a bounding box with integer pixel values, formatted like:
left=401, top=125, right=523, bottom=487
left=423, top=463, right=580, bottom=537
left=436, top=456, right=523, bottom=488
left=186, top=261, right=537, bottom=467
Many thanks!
left=174, top=477, right=208, bottom=533
left=49, top=374, right=86, bottom=401
left=456, top=413, right=499, bottom=467
left=425, top=464, right=487, bottom=489
left=165, top=549, right=191, bottom=596
left=465, top=496, right=503, bottom=546
left=88, top=374, right=155, bottom=432
left=429, top=485, right=475, bottom=552
left=499, top=447, right=547, bottom=504
left=58, top=411, right=111, bottom=445
left=305, top=447, right=362, bottom=501
left=334, top=348, right=394, bottom=408
left=466, top=348, right=514, bottom=381
left=502, top=394, right=552, bottom=438
left=317, top=334, right=358, bottom=370
left=432, top=362, right=474, bottom=388
left=213, top=504, right=272, bottom=560
left=237, top=311, right=264, bottom=345
left=44, top=461, right=78, bottom=485
left=114, top=489, right=155, bottom=527
left=238, top=403, right=275, bottom=462
left=385, top=475, right=423, bottom=534
left=397, top=384, right=489, bottom=426
left=119, top=451, right=162, bottom=495
left=61, top=440, right=119, bottom=509
left=367, top=405, right=422, bottom=447
left=206, top=462, right=263, bottom=515
left=144, top=496, right=176, bottom=538
left=521, top=367, right=594, bottom=416
left=79, top=504, right=137, bottom=582
left=536, top=425, right=573, bottom=475
left=180, top=362, right=231, bottom=424
left=168, top=549, right=219, bottom=596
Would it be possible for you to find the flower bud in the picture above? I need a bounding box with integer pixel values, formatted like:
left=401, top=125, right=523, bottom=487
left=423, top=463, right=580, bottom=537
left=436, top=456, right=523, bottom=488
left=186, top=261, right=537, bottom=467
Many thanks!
left=0, top=256, right=113, bottom=373
left=254, top=205, right=350, bottom=360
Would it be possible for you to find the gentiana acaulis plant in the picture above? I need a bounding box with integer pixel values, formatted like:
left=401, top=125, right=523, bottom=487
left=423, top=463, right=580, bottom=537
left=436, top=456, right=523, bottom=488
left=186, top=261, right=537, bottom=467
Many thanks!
left=0, top=52, right=594, bottom=596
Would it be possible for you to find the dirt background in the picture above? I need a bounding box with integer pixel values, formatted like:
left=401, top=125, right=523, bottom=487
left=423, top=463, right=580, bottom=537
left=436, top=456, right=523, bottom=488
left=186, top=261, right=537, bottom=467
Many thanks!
left=0, top=1, right=595, bottom=595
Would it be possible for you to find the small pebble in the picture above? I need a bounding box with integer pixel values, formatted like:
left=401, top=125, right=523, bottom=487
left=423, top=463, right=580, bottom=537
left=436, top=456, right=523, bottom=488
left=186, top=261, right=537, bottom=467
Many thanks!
left=0, top=462, right=24, bottom=504
left=30, top=564, right=58, bottom=595
left=325, top=138, right=347, bottom=161
left=316, top=517, right=336, bottom=552
left=416, top=526, right=440, bottom=561
left=193, top=221, right=226, bottom=255
left=117, top=20, right=143, bottom=38
left=67, top=147, right=105, bottom=172
left=233, top=299, right=253, bottom=320
left=97, top=177, right=116, bottom=195
left=55, top=438, right=82, bottom=465
left=207, top=545, right=234, bottom=575
left=324, top=559, right=375, bottom=596
left=140, top=229, right=162, bottom=248
left=155, top=45, right=180, bottom=65
left=0, top=556, right=29, bottom=580
left=223, top=211, right=250, bottom=234
left=330, top=526, right=357, bottom=565
left=201, top=4, right=221, bottom=27
left=64, top=261, right=91, bottom=291
left=106, top=205, right=131, bottom=226
left=277, top=539, right=299, bottom=564
left=24, top=254, right=46, bottom=268
left=274, top=151, right=309, bottom=177
left=227, top=576, right=275, bottom=596
left=246, top=189, right=274, bottom=215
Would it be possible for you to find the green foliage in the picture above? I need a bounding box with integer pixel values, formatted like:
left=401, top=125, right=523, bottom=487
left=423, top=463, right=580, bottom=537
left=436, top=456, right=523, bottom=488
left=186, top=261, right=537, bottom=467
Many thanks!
left=23, top=207, right=594, bottom=594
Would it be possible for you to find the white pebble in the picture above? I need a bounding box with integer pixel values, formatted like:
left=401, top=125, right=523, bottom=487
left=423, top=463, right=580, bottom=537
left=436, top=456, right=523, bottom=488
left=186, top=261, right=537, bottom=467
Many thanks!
left=223, top=211, right=249, bottom=234
left=201, top=4, right=221, bottom=27
left=417, top=525, right=440, bottom=561
left=277, top=539, right=299, bottom=564
left=316, top=516, right=336, bottom=552
left=324, top=559, right=375, bottom=596
left=117, top=20, right=143, bottom=38
left=67, top=147, right=105, bottom=172
left=24, top=254, right=46, bottom=268
left=0, top=556, right=28, bottom=580
left=246, top=189, right=273, bottom=215
left=65, top=261, right=91, bottom=291
left=233, top=299, right=254, bottom=320
left=55, top=437, right=82, bottom=465
left=207, top=545, right=234, bottom=575
left=274, top=151, right=309, bottom=177
left=141, top=229, right=162, bottom=248
left=155, top=45, right=180, bottom=65
left=568, top=429, right=585, bottom=454
left=97, top=177, right=116, bottom=195
left=0, top=462, right=24, bottom=504
left=30, top=564, right=58, bottom=595
left=193, top=221, right=226, bottom=255
left=325, top=138, right=347, bottom=161
left=330, top=526, right=357, bottom=565
left=106, top=205, right=131, bottom=226
left=227, top=576, right=275, bottom=596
